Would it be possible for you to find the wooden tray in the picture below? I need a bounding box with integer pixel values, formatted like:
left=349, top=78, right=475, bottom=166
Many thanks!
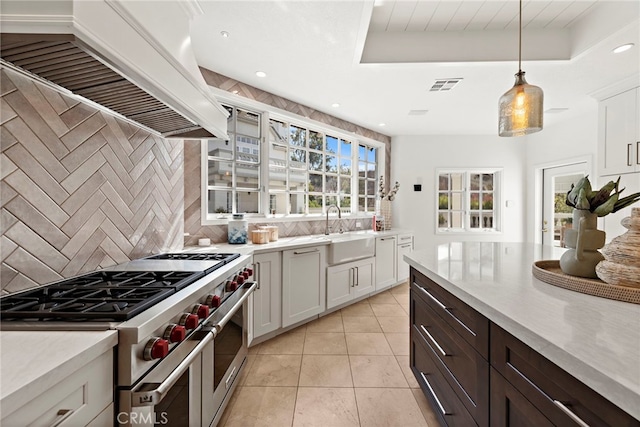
left=532, top=260, right=640, bottom=305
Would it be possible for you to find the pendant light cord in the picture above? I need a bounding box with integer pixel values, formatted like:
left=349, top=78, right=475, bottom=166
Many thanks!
left=518, top=0, right=522, bottom=73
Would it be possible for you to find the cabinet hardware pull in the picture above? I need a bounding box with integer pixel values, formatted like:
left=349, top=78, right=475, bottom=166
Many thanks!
left=417, top=286, right=447, bottom=310
left=254, top=262, right=260, bottom=289
left=351, top=268, right=355, bottom=287
left=293, top=249, right=319, bottom=255
left=400, top=244, right=412, bottom=249
left=553, top=400, right=590, bottom=427
left=420, top=324, right=448, bottom=356
left=380, top=237, right=396, bottom=241
left=416, top=285, right=477, bottom=337
left=51, top=409, right=75, bottom=427
left=355, top=267, right=359, bottom=286
left=400, top=236, right=412, bottom=241
left=627, top=143, right=633, bottom=166
left=420, top=372, right=449, bottom=415
left=637, top=141, right=639, bottom=165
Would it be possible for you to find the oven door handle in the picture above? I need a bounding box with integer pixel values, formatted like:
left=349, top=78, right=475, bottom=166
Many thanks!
left=130, top=329, right=216, bottom=407
left=214, top=281, right=257, bottom=334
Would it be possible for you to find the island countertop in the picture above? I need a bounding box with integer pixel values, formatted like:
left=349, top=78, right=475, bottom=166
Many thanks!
left=404, top=241, right=640, bottom=420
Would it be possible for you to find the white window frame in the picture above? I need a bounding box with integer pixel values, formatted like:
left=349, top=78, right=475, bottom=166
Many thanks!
left=435, top=168, right=503, bottom=234
left=201, top=95, right=385, bottom=225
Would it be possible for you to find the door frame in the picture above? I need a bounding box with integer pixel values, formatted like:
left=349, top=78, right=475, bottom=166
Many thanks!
left=532, top=155, right=593, bottom=244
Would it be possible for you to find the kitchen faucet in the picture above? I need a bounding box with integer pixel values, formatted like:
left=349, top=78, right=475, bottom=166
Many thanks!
left=325, top=204, right=343, bottom=235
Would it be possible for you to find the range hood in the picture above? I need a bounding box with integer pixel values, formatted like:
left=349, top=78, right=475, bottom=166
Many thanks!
left=0, top=0, right=229, bottom=140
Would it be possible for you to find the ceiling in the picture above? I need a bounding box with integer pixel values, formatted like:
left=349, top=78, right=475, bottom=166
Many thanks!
left=190, top=1, right=640, bottom=137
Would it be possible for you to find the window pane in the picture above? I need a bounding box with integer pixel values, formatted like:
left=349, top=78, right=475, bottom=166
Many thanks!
left=269, top=167, right=287, bottom=190
left=358, top=179, right=365, bottom=194
left=367, top=147, right=376, bottom=163
left=290, top=193, right=306, bottom=214
left=309, top=131, right=323, bottom=150
left=470, top=193, right=480, bottom=210
left=236, top=109, right=260, bottom=138
left=269, top=120, right=287, bottom=144
left=290, top=149, right=306, bottom=167
left=326, top=135, right=338, bottom=154
left=208, top=160, right=232, bottom=187
left=367, top=197, right=375, bottom=210
left=208, top=190, right=231, bottom=214
left=470, top=174, right=480, bottom=191
left=438, top=212, right=449, bottom=228
left=236, top=190, right=259, bottom=213
left=439, top=174, right=449, bottom=191
left=358, top=162, right=366, bottom=177
left=340, top=139, right=351, bottom=157
left=358, top=196, right=366, bottom=211
left=367, top=179, right=376, bottom=196
left=470, top=212, right=480, bottom=228
left=483, top=174, right=494, bottom=191
left=483, top=193, right=493, bottom=210
left=290, top=125, right=306, bottom=147
left=326, top=195, right=338, bottom=208
left=438, top=193, right=449, bottom=209
left=358, top=144, right=366, bottom=161
left=482, top=213, right=494, bottom=228
left=340, top=196, right=351, bottom=210
left=309, top=173, right=322, bottom=192
left=309, top=194, right=322, bottom=213
left=236, top=162, right=259, bottom=189
left=340, top=177, right=351, bottom=194
left=269, top=193, right=287, bottom=215
left=326, top=155, right=338, bottom=173
left=207, top=139, right=233, bottom=159
left=236, top=135, right=259, bottom=162
left=326, top=175, right=338, bottom=193
left=309, top=152, right=323, bottom=171
left=289, top=169, right=306, bottom=191
left=340, top=158, right=351, bottom=174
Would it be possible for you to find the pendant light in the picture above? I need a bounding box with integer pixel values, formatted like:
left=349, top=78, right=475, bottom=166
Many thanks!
left=498, top=0, right=543, bottom=137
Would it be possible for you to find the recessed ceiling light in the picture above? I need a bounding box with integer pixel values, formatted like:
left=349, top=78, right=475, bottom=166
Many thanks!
left=613, top=43, right=634, bottom=54
left=220, top=31, right=230, bottom=38
left=379, top=123, right=386, bottom=127
left=331, top=103, right=340, bottom=108
left=255, top=71, right=267, bottom=78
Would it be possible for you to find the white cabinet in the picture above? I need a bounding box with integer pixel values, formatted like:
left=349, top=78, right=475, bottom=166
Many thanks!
left=282, top=245, right=327, bottom=327
left=375, top=236, right=397, bottom=290
left=2, top=348, right=113, bottom=427
left=252, top=251, right=282, bottom=340
left=598, top=87, right=640, bottom=176
left=327, top=257, right=375, bottom=309
left=396, top=234, right=414, bottom=282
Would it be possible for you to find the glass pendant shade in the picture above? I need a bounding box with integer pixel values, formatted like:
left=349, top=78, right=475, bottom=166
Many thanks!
left=499, top=71, right=543, bottom=137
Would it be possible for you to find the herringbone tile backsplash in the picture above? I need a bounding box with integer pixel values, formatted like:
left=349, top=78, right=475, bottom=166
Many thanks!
left=1, top=68, right=184, bottom=294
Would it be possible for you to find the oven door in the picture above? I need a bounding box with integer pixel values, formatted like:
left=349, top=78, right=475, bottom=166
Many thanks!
left=202, top=281, right=256, bottom=426
left=118, top=328, right=214, bottom=427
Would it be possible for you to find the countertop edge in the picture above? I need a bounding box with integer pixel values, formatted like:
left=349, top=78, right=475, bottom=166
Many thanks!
left=406, top=257, right=640, bottom=420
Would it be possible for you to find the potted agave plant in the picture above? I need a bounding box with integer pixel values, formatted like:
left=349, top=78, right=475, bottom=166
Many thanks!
left=560, top=176, right=640, bottom=278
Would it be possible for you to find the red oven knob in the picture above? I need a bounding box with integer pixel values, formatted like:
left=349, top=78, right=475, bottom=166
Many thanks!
left=236, top=275, right=245, bottom=285
left=180, top=313, right=199, bottom=330
left=242, top=271, right=249, bottom=279
left=163, top=324, right=186, bottom=343
left=245, top=268, right=253, bottom=276
left=192, top=304, right=210, bottom=319
left=143, top=337, right=169, bottom=360
left=206, top=294, right=221, bottom=308
left=226, top=281, right=238, bottom=292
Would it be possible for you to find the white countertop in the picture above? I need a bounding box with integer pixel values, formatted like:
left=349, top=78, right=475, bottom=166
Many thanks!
left=405, top=241, right=640, bottom=420
left=0, top=330, right=118, bottom=411
left=186, top=228, right=413, bottom=255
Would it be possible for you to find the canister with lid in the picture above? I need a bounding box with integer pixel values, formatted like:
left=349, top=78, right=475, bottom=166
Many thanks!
left=228, top=213, right=248, bottom=244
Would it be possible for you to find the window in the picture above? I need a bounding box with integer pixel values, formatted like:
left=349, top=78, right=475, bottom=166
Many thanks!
left=206, top=105, right=260, bottom=215
left=357, top=144, right=378, bottom=213
left=203, top=102, right=381, bottom=220
left=437, top=169, right=501, bottom=232
left=268, top=120, right=359, bottom=215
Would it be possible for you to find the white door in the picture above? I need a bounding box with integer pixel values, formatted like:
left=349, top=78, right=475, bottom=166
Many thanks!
left=542, top=163, right=588, bottom=246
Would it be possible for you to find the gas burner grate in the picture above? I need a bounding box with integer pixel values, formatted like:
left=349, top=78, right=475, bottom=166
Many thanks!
left=148, top=253, right=241, bottom=263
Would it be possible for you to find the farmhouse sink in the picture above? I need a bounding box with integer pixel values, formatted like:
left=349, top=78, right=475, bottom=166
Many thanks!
left=328, top=234, right=375, bottom=265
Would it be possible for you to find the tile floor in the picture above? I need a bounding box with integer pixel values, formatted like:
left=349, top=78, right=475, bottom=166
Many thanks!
left=218, top=282, right=440, bottom=427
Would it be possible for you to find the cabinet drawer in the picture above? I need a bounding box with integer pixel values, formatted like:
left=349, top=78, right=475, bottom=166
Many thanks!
left=2, top=349, right=113, bottom=427
left=410, top=332, right=476, bottom=427
left=490, top=368, right=554, bottom=427
left=491, top=324, right=639, bottom=427
left=411, top=291, right=488, bottom=425
left=411, top=269, right=488, bottom=358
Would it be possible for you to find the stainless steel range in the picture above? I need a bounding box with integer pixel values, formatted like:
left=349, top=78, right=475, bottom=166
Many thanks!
left=0, top=252, right=256, bottom=427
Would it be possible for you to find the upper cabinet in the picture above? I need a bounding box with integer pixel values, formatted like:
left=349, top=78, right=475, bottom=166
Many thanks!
left=598, top=87, right=640, bottom=176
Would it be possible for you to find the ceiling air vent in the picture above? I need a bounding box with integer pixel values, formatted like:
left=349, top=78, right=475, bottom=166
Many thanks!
left=429, top=78, right=462, bottom=92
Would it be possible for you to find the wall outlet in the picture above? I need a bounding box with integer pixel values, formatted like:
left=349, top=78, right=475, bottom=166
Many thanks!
left=355, top=221, right=362, bottom=229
